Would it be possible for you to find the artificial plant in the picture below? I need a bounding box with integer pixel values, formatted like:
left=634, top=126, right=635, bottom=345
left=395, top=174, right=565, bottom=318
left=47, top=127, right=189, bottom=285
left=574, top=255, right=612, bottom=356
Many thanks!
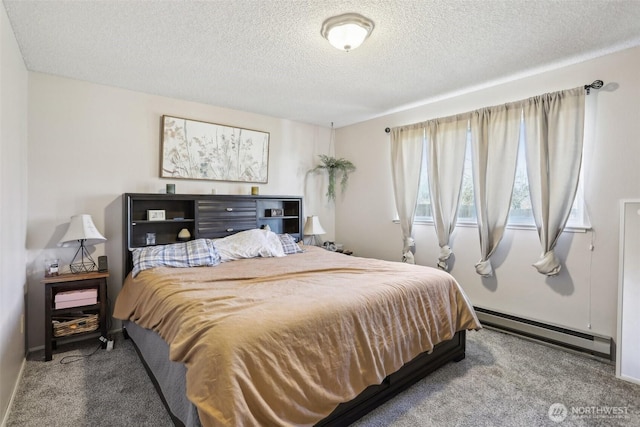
left=311, top=154, right=356, bottom=201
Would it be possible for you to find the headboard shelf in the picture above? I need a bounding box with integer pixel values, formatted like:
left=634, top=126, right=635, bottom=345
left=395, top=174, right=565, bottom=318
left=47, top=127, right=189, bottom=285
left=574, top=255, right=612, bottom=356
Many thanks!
left=123, top=193, right=303, bottom=277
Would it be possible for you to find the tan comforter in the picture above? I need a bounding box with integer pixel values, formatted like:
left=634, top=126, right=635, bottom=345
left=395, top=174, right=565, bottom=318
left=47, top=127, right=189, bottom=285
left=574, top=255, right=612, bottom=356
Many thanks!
left=114, top=246, right=480, bottom=426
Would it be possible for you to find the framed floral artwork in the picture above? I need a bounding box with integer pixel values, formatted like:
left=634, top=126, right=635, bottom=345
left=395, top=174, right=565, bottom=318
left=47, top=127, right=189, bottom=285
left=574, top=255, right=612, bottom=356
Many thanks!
left=160, top=115, right=269, bottom=183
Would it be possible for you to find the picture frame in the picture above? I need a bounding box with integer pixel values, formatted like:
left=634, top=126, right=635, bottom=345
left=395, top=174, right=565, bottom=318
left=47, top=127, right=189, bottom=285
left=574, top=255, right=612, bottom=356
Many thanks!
left=266, top=208, right=284, bottom=217
left=147, top=210, right=166, bottom=221
left=160, top=115, right=270, bottom=183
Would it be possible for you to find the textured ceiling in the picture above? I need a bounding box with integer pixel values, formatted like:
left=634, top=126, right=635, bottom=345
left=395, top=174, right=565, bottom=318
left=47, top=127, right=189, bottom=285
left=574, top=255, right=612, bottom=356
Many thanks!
left=4, top=0, right=640, bottom=128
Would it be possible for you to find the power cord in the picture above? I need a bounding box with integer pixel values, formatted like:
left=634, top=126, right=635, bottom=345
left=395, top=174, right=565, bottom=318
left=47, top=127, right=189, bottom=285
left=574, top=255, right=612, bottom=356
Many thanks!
left=59, top=292, right=115, bottom=364
left=59, top=340, right=103, bottom=365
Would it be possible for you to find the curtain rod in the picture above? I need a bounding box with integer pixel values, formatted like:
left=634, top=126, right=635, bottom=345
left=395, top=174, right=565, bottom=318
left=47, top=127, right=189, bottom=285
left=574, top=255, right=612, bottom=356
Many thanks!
left=384, top=79, right=604, bottom=133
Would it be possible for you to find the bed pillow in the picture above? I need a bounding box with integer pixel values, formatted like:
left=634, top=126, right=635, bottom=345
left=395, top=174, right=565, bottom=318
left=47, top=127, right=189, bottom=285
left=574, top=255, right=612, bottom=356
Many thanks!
left=214, top=228, right=286, bottom=262
left=278, top=233, right=303, bottom=254
left=131, top=238, right=220, bottom=278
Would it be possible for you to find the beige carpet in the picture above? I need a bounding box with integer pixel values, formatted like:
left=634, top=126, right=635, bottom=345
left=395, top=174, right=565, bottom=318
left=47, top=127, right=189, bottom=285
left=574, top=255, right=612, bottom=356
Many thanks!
left=7, top=328, right=640, bottom=426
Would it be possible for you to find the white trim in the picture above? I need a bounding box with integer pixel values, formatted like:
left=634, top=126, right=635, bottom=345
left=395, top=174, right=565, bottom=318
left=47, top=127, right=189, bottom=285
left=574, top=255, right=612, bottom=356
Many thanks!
left=27, top=344, right=44, bottom=353
left=1, top=357, right=26, bottom=427
left=395, top=218, right=591, bottom=233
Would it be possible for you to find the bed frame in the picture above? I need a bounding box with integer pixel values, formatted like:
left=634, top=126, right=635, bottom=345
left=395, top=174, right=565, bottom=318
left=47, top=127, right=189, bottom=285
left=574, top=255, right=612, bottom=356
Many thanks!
left=121, top=193, right=467, bottom=426
left=317, top=330, right=465, bottom=426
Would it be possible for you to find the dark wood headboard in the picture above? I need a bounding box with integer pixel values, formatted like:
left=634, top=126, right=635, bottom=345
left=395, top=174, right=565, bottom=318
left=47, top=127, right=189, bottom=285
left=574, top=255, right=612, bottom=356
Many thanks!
left=122, top=193, right=303, bottom=278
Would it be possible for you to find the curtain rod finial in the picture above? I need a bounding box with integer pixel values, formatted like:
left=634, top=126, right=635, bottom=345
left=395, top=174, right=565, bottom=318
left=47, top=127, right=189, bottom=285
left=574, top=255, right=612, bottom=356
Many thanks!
left=585, top=79, right=604, bottom=94
left=385, top=127, right=391, bottom=133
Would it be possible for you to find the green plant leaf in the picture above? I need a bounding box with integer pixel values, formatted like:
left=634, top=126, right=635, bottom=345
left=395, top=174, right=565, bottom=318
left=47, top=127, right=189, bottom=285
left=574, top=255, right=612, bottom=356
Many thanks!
left=309, top=155, right=356, bottom=200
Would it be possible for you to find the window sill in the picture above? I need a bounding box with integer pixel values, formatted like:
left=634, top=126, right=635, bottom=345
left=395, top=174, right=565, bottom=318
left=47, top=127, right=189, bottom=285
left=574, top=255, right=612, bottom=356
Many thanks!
left=393, top=219, right=591, bottom=233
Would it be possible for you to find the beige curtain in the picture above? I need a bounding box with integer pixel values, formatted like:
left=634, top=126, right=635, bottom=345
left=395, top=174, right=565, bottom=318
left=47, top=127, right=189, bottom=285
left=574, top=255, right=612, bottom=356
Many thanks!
left=470, top=104, right=521, bottom=277
left=390, top=125, right=424, bottom=263
left=523, top=87, right=585, bottom=276
left=426, top=115, right=469, bottom=270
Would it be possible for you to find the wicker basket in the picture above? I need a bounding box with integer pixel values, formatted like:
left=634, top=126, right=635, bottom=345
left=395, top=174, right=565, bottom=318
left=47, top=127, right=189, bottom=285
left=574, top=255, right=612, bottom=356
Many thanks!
left=52, top=314, right=99, bottom=337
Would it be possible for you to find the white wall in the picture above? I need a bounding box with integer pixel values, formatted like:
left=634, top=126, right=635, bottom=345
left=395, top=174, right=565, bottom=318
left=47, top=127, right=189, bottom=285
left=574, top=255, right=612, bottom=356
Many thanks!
left=26, top=73, right=336, bottom=350
left=335, top=46, right=640, bottom=340
left=0, top=4, right=28, bottom=424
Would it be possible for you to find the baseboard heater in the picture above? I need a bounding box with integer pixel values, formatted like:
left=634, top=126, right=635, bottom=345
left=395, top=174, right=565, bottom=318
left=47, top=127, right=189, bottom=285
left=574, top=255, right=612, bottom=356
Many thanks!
left=474, top=307, right=613, bottom=360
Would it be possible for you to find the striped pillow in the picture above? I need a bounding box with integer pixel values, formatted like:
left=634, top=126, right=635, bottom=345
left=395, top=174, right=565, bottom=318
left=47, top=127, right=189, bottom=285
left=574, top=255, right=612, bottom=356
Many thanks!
left=131, top=238, right=220, bottom=277
left=278, top=234, right=303, bottom=254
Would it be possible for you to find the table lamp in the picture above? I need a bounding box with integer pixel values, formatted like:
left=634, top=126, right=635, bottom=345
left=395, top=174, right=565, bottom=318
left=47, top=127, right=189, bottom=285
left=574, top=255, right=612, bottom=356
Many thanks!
left=58, top=214, right=107, bottom=273
left=303, top=215, right=326, bottom=246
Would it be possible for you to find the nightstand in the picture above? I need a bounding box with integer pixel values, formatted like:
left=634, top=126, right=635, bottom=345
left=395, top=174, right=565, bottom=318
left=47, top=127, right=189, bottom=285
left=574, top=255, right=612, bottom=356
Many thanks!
left=41, top=271, right=108, bottom=361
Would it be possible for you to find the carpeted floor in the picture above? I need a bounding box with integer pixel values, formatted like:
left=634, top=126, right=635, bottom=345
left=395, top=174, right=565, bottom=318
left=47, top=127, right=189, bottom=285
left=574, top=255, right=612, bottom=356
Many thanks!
left=6, top=334, right=172, bottom=427
left=6, top=328, right=640, bottom=426
left=352, top=329, right=640, bottom=427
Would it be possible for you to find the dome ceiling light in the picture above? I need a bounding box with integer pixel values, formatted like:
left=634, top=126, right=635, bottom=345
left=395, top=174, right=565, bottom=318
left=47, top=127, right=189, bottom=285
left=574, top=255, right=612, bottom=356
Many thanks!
left=321, top=13, right=375, bottom=52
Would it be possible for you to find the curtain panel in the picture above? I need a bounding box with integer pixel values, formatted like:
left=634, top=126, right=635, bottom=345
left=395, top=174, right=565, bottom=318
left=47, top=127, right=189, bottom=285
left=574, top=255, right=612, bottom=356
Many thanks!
left=390, top=125, right=424, bottom=263
left=470, top=103, right=521, bottom=277
left=523, top=87, right=585, bottom=276
left=426, top=115, right=469, bottom=270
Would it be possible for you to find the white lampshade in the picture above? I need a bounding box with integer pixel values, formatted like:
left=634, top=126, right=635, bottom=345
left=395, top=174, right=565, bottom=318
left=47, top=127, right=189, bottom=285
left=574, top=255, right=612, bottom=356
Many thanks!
left=58, top=214, right=106, bottom=247
left=304, top=216, right=326, bottom=236
left=321, top=13, right=374, bottom=52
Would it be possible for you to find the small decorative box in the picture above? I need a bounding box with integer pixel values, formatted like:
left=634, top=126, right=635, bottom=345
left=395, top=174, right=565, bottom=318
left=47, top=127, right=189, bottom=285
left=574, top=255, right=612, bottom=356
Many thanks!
left=54, top=289, right=98, bottom=309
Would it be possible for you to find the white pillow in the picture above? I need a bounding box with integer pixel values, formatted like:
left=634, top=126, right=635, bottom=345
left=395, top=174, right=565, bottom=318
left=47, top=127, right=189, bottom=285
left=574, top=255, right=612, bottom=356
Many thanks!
left=214, top=229, right=286, bottom=262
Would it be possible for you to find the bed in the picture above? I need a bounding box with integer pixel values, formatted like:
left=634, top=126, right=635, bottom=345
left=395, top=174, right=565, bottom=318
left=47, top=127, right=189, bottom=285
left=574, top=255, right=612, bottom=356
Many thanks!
left=115, top=193, right=480, bottom=427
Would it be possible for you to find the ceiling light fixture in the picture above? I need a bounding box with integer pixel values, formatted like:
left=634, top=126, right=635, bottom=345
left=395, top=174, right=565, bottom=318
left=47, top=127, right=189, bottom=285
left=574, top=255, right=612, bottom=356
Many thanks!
left=321, top=13, right=374, bottom=52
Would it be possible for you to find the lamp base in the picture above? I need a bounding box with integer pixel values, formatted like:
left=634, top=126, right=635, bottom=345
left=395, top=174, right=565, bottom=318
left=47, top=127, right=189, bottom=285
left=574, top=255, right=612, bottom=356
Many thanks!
left=69, top=240, right=98, bottom=274
left=304, top=235, right=324, bottom=246
left=69, top=260, right=97, bottom=274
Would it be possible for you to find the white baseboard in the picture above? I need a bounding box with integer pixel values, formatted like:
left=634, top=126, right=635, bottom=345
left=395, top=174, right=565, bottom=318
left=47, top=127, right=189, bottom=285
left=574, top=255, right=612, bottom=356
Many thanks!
left=1, top=357, right=26, bottom=427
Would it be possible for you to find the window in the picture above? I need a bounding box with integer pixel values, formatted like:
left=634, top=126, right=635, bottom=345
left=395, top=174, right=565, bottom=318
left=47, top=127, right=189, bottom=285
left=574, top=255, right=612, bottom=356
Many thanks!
left=415, top=123, right=589, bottom=229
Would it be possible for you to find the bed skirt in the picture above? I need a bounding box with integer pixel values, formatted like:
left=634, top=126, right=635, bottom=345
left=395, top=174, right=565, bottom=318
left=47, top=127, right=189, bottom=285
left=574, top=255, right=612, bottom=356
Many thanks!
left=124, top=320, right=201, bottom=427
